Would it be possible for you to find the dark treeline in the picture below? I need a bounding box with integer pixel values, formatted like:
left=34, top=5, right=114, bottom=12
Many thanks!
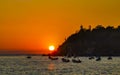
left=53, top=25, right=120, bottom=56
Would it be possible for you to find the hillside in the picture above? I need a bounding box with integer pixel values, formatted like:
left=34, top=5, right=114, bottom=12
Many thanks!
left=53, top=25, right=120, bottom=56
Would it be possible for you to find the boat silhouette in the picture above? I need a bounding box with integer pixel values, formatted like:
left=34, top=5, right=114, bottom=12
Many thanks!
left=88, top=56, right=94, bottom=60
left=27, top=56, right=32, bottom=59
left=48, top=55, right=58, bottom=60
left=61, top=57, right=70, bottom=62
left=108, top=56, right=112, bottom=60
left=96, top=56, right=101, bottom=61
left=72, top=57, right=82, bottom=63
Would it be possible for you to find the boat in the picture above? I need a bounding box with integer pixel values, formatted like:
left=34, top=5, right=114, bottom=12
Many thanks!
left=88, top=56, right=94, bottom=60
left=61, top=57, right=70, bottom=62
left=27, top=56, right=32, bottom=59
left=108, top=56, right=112, bottom=60
left=48, top=56, right=58, bottom=60
left=72, top=57, right=82, bottom=63
left=96, top=56, right=101, bottom=61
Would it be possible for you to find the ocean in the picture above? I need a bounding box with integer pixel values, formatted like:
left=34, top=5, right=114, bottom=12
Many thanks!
left=0, top=56, right=119, bottom=75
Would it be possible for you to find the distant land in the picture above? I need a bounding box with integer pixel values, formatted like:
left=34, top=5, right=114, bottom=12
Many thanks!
left=53, top=25, right=120, bottom=56
left=0, top=54, right=42, bottom=56
left=0, top=50, right=48, bottom=56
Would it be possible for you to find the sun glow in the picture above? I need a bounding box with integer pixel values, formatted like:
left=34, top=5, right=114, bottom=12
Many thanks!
left=49, top=45, right=55, bottom=51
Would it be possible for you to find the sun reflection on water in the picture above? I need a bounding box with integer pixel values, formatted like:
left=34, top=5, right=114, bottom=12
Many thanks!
left=48, top=63, right=55, bottom=71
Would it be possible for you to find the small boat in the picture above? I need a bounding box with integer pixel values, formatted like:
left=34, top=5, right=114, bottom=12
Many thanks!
left=27, top=56, right=32, bottom=59
left=72, top=57, right=82, bottom=63
left=61, top=57, right=70, bottom=62
left=88, top=56, right=94, bottom=60
left=96, top=56, right=101, bottom=61
left=48, top=56, right=58, bottom=60
left=108, top=56, right=112, bottom=60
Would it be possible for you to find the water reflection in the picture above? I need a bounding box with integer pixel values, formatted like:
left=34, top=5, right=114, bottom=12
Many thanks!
left=48, top=63, right=55, bottom=71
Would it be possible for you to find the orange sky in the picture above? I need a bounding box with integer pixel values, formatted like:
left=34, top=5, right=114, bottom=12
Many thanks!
left=0, top=0, right=120, bottom=54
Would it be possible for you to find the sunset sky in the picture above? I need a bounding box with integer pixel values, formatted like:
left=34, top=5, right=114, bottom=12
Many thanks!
left=0, top=0, right=120, bottom=54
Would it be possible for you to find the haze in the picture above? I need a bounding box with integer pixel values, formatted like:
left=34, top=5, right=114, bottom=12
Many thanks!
left=0, top=0, right=120, bottom=54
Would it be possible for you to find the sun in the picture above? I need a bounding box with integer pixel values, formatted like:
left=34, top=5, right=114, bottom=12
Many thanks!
left=49, top=45, right=55, bottom=51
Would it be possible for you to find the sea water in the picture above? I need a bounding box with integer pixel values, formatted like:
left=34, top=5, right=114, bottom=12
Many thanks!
left=0, top=56, right=119, bottom=75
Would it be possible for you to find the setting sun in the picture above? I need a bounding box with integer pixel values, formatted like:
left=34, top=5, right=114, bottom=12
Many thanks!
left=49, top=45, right=55, bottom=51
